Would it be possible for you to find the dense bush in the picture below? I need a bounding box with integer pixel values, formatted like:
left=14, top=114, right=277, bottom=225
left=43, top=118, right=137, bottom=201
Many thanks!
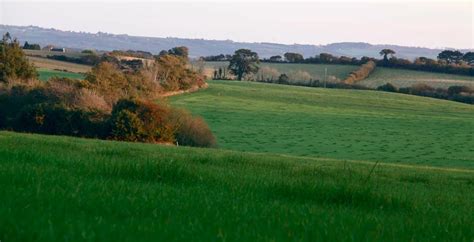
left=13, top=103, right=107, bottom=137
left=377, top=83, right=398, bottom=92
left=343, top=61, right=376, bottom=84
left=109, top=99, right=174, bottom=143
left=171, top=109, right=216, bottom=148
left=109, top=99, right=216, bottom=147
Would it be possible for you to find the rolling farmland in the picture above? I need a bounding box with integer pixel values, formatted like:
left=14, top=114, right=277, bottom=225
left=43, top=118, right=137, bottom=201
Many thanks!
left=171, top=81, right=474, bottom=169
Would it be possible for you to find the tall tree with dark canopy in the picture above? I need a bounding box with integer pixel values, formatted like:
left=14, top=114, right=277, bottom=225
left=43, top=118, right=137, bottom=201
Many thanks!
left=437, top=50, right=464, bottom=64
left=379, top=49, right=396, bottom=61
left=284, top=52, right=304, bottom=63
left=168, top=46, right=189, bottom=59
left=228, top=49, right=259, bottom=80
left=462, top=52, right=474, bottom=65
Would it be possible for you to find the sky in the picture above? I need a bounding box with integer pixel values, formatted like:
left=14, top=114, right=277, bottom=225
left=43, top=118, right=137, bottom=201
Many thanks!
left=0, top=0, right=473, bottom=49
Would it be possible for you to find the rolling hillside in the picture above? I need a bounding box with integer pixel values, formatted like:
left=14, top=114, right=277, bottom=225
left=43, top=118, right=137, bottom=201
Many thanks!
left=0, top=131, right=473, bottom=241
left=171, top=81, right=474, bottom=168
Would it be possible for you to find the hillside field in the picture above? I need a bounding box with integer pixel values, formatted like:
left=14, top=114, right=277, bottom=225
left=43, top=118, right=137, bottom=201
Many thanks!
left=0, top=131, right=473, bottom=241
left=171, top=81, right=474, bottom=169
left=200, top=61, right=358, bottom=80
left=361, top=67, right=474, bottom=88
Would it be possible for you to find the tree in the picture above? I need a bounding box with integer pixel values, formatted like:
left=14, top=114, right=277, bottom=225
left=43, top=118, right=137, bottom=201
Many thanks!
left=379, top=49, right=396, bottom=61
left=462, top=52, right=474, bottom=65
left=168, top=46, right=189, bottom=59
left=22, top=41, right=41, bottom=50
left=437, top=50, right=463, bottom=64
left=284, top=52, right=304, bottom=63
left=268, top=55, right=283, bottom=62
left=228, top=49, right=259, bottom=80
left=319, top=53, right=336, bottom=63
left=0, top=33, right=38, bottom=82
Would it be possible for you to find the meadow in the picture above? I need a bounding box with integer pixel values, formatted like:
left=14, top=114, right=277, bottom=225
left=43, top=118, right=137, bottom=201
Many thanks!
left=171, top=81, right=474, bottom=169
left=358, top=67, right=474, bottom=88
left=200, top=61, right=359, bottom=80
left=0, top=131, right=473, bottom=241
left=37, top=68, right=86, bottom=81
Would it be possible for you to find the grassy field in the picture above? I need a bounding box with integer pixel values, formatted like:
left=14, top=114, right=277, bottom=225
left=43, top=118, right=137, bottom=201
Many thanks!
left=0, top=131, right=473, bottom=241
left=200, top=61, right=359, bottom=80
left=37, top=68, right=86, bottom=81
left=358, top=67, right=474, bottom=88
left=171, top=81, right=474, bottom=169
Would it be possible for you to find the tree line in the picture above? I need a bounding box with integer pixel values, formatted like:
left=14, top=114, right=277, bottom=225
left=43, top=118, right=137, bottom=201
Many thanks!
left=202, top=49, right=474, bottom=76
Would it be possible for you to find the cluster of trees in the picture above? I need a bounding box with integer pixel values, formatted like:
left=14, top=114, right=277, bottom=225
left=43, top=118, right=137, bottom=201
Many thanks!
left=0, top=33, right=214, bottom=147
left=22, top=41, right=41, bottom=50
left=377, top=83, right=474, bottom=104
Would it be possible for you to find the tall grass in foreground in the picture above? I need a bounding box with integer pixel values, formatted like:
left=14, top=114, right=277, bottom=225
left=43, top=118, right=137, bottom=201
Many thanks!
left=0, top=131, right=473, bottom=241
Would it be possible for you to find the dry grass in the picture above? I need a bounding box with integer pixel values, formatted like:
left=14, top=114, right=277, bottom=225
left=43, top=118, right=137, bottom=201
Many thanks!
left=27, top=56, right=92, bottom=73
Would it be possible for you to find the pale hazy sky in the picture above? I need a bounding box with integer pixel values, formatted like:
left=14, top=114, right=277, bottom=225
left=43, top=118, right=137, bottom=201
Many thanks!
left=1, top=0, right=473, bottom=49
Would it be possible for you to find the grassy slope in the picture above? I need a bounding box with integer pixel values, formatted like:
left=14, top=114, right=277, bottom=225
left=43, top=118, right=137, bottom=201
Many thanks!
left=360, top=67, right=474, bottom=88
left=0, top=131, right=473, bottom=241
left=171, top=81, right=474, bottom=169
left=202, top=61, right=358, bottom=80
left=37, top=68, right=86, bottom=81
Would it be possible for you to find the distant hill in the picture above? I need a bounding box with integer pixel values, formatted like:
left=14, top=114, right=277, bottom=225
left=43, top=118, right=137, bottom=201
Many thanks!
left=1, top=25, right=471, bottom=59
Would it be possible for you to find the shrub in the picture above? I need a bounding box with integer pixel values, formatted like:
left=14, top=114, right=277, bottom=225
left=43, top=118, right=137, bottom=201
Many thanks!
left=377, top=83, right=398, bottom=92
left=171, top=109, right=217, bottom=148
left=109, top=99, right=174, bottom=143
left=110, top=109, right=144, bottom=141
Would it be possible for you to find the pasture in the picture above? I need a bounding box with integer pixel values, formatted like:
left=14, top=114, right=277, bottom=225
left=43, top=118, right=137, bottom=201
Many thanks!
left=171, top=81, right=474, bottom=169
left=359, top=67, right=474, bottom=88
left=0, top=131, right=473, bottom=241
left=37, top=68, right=86, bottom=81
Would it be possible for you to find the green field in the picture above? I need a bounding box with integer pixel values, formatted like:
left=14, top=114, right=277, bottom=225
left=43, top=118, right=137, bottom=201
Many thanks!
left=1, top=131, right=473, bottom=241
left=171, top=81, right=474, bottom=169
left=201, top=61, right=359, bottom=80
left=38, top=68, right=86, bottom=81
left=354, top=67, right=474, bottom=88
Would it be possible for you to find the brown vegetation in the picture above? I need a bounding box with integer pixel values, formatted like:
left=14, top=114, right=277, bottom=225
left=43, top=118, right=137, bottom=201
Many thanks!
left=343, top=61, right=376, bottom=84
